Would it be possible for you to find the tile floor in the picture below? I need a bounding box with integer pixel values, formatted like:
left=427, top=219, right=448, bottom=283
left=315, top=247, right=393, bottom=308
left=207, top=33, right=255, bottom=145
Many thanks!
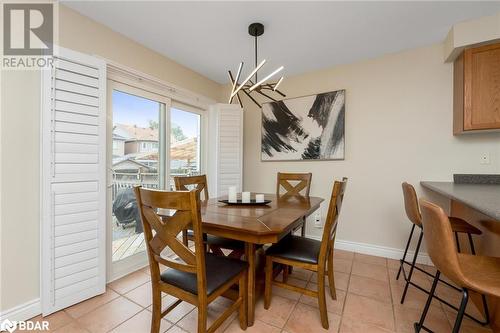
left=26, top=250, right=494, bottom=333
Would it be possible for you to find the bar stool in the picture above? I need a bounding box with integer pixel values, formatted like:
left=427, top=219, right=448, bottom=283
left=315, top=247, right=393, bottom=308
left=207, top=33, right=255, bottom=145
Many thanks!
left=415, top=200, right=500, bottom=333
left=397, top=182, right=482, bottom=308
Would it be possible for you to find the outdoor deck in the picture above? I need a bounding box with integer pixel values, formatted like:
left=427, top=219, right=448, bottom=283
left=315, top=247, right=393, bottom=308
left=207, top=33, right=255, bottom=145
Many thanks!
left=112, top=218, right=146, bottom=262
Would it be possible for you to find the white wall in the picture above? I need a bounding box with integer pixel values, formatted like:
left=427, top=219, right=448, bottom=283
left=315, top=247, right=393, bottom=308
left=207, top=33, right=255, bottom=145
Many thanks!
left=240, top=43, right=500, bottom=251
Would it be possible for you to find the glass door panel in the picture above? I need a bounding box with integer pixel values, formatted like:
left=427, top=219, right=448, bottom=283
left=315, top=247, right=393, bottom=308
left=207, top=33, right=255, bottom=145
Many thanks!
left=169, top=107, right=201, bottom=190
left=111, top=89, right=162, bottom=263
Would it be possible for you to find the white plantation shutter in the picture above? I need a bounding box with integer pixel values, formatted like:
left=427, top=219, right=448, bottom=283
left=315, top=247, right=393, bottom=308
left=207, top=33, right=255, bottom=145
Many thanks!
left=208, top=104, right=243, bottom=196
left=41, top=47, right=106, bottom=315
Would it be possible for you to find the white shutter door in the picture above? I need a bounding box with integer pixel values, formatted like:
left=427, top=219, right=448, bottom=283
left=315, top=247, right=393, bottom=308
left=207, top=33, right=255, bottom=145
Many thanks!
left=41, top=47, right=106, bottom=315
left=217, top=105, right=243, bottom=195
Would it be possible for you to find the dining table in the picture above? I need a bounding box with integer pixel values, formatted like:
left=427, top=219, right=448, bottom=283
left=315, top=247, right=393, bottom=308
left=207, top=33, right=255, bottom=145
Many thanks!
left=198, top=193, right=324, bottom=326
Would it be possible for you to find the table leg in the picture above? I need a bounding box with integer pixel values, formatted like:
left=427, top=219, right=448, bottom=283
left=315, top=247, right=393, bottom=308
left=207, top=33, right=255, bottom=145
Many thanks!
left=245, top=242, right=256, bottom=326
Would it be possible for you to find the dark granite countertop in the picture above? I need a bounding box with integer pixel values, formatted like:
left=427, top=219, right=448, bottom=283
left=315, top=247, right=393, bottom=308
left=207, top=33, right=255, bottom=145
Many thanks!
left=421, top=181, right=500, bottom=220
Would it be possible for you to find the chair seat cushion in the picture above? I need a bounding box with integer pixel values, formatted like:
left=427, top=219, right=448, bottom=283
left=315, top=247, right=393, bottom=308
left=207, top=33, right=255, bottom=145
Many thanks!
left=160, top=253, right=247, bottom=295
left=448, top=217, right=482, bottom=235
left=459, top=254, right=500, bottom=297
left=265, top=235, right=321, bottom=265
left=186, top=230, right=245, bottom=250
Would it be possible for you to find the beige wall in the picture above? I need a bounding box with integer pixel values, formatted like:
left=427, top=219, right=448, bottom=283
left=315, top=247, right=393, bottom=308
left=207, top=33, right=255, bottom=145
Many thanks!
left=240, top=43, right=500, bottom=248
left=0, top=5, right=222, bottom=312
left=0, top=70, right=41, bottom=312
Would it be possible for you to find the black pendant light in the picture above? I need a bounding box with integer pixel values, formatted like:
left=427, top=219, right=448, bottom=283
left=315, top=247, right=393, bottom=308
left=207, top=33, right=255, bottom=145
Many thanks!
left=228, top=23, right=286, bottom=108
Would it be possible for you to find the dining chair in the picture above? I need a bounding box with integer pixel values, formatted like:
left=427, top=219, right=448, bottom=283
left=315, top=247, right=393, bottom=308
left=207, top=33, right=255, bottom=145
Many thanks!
left=134, top=186, right=248, bottom=333
left=397, top=182, right=485, bottom=318
left=276, top=172, right=312, bottom=237
left=264, top=177, right=347, bottom=329
left=174, top=175, right=245, bottom=257
left=415, top=200, right=499, bottom=333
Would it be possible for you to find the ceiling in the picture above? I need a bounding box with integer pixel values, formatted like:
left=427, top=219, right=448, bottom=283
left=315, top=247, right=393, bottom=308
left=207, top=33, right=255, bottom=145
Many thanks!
left=64, top=1, right=500, bottom=84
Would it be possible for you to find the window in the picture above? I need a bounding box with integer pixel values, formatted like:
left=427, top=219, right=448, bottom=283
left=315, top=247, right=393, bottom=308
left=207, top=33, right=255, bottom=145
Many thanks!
left=169, top=107, right=201, bottom=190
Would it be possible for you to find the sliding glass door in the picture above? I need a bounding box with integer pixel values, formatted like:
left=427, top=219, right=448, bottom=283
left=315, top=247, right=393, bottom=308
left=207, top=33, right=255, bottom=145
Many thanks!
left=107, top=81, right=169, bottom=279
left=107, top=81, right=206, bottom=279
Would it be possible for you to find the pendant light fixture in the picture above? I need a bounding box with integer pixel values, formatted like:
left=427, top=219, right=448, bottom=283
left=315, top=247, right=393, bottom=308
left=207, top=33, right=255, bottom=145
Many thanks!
left=228, top=23, right=286, bottom=108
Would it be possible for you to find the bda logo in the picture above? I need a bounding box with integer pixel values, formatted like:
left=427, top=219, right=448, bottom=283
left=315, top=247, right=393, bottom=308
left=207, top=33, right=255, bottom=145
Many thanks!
left=0, top=319, right=17, bottom=333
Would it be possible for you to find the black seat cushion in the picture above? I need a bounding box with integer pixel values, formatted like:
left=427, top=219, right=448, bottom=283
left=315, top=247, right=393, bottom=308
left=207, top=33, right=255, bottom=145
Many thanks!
left=186, top=230, right=245, bottom=250
left=265, top=235, right=321, bottom=265
left=160, top=253, right=247, bottom=295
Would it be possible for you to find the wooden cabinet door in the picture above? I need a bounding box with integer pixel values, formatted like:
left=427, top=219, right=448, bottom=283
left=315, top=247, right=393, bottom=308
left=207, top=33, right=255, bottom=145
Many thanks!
left=464, top=43, right=500, bottom=130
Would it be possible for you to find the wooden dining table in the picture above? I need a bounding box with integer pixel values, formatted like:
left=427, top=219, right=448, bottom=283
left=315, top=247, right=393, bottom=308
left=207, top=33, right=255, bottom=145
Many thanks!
left=198, top=193, right=324, bottom=326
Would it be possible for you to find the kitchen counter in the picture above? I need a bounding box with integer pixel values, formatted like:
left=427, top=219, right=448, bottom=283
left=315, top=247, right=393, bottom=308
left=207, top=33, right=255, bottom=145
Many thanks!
left=420, top=181, right=500, bottom=220
left=421, top=181, right=500, bottom=332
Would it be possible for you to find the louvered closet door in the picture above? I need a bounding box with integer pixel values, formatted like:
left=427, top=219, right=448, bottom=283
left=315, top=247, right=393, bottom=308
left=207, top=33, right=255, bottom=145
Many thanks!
left=217, top=105, right=243, bottom=195
left=41, top=47, right=106, bottom=315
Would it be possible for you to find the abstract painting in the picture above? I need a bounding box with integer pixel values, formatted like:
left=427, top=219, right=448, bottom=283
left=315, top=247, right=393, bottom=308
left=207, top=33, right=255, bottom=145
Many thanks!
left=261, top=90, right=345, bottom=161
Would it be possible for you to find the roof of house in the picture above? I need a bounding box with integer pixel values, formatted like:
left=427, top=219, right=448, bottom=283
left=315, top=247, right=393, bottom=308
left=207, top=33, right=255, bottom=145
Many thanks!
left=113, top=132, right=127, bottom=141
left=112, top=158, right=154, bottom=171
left=114, top=123, right=159, bottom=142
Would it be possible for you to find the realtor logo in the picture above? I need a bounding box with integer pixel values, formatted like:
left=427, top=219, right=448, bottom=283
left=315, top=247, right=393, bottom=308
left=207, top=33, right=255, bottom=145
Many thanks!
left=2, top=2, right=57, bottom=69
left=3, top=3, right=53, bottom=55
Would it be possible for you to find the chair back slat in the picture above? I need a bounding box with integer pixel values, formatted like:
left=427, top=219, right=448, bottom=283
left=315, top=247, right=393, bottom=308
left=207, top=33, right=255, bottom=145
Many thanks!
left=402, top=182, right=422, bottom=226
left=174, top=175, right=209, bottom=201
left=319, top=178, right=348, bottom=263
left=419, top=199, right=465, bottom=286
left=276, top=172, right=312, bottom=197
left=134, top=187, right=206, bottom=286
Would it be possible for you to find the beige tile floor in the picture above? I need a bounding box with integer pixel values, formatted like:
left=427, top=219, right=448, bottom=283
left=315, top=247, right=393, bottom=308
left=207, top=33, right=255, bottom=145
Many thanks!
left=26, top=250, right=494, bottom=333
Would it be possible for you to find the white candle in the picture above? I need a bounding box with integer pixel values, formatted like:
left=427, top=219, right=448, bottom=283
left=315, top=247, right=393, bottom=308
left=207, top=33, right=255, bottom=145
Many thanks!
left=242, top=191, right=251, bottom=203
left=255, top=194, right=265, bottom=203
left=228, top=186, right=237, bottom=203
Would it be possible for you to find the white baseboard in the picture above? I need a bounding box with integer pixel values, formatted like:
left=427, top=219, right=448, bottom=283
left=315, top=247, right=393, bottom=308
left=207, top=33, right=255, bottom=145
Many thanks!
left=306, top=234, right=433, bottom=266
left=0, top=299, right=40, bottom=322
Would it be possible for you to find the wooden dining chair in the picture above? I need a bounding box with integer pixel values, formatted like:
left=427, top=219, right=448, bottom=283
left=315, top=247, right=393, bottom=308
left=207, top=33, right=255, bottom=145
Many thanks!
left=174, top=175, right=245, bottom=257
left=134, top=186, right=248, bottom=333
left=276, top=172, right=312, bottom=237
left=416, top=200, right=498, bottom=333
left=264, top=177, right=347, bottom=329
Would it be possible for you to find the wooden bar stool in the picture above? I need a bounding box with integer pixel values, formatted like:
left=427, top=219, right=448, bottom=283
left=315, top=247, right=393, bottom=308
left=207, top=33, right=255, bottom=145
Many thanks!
left=134, top=187, right=248, bottom=333
left=397, top=182, right=482, bottom=310
left=174, top=175, right=245, bottom=257
left=415, top=200, right=499, bottom=333
left=264, top=178, right=347, bottom=329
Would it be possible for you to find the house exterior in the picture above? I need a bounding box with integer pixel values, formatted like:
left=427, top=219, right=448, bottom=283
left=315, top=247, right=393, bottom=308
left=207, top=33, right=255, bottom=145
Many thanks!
left=112, top=133, right=126, bottom=157
left=114, top=124, right=159, bottom=154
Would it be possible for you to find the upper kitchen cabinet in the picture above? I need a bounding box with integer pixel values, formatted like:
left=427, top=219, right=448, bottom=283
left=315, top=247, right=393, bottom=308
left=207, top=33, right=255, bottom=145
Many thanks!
left=453, top=42, right=500, bottom=134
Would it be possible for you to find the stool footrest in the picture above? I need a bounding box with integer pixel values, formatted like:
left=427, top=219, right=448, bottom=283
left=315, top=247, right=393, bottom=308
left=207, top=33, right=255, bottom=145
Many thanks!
left=400, top=259, right=460, bottom=292
left=401, top=269, right=489, bottom=326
